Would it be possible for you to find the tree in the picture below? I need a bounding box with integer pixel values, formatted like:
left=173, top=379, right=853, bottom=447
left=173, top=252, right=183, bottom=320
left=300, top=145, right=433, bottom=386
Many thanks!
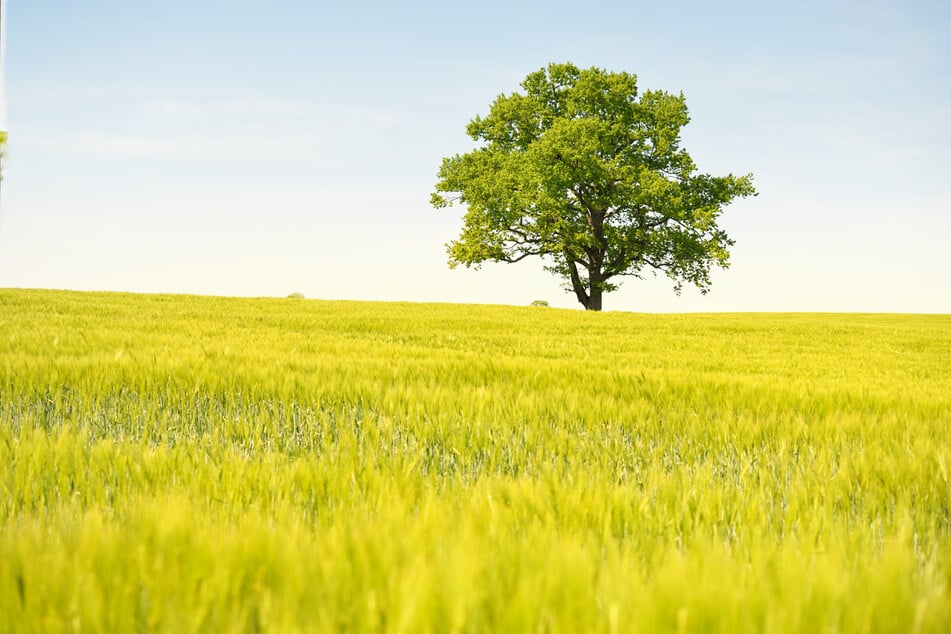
left=431, top=63, right=757, bottom=311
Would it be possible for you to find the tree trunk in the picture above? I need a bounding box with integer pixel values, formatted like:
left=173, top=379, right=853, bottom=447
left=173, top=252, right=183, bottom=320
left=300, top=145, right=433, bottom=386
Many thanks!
left=586, top=267, right=604, bottom=311
left=586, top=287, right=603, bottom=311
left=565, top=254, right=604, bottom=311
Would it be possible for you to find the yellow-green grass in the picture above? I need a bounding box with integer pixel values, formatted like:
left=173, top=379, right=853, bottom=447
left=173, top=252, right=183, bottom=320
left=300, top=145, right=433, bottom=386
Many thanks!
left=1, top=288, right=949, bottom=633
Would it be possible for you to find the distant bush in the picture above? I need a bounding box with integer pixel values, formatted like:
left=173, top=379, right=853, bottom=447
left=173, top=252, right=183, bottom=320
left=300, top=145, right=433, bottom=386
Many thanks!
left=530, top=300, right=549, bottom=307
left=287, top=292, right=306, bottom=299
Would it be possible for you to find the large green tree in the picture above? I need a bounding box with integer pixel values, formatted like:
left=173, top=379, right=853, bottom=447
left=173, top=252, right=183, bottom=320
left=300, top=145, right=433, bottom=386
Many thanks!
left=432, top=63, right=756, bottom=311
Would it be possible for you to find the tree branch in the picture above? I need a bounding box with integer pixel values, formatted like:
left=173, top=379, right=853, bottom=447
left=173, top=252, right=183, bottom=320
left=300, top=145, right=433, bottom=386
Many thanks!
left=564, top=253, right=589, bottom=307
left=499, top=250, right=542, bottom=263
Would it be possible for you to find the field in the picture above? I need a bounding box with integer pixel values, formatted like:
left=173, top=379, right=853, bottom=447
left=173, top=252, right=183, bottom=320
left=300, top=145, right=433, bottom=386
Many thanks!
left=1, top=288, right=949, bottom=633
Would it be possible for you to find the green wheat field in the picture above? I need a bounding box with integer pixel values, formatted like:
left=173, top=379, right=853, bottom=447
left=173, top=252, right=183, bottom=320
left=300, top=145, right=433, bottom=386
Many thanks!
left=1, top=289, right=949, bottom=633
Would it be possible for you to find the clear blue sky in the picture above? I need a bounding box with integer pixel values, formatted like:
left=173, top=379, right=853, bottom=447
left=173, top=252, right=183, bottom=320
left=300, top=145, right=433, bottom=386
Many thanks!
left=2, top=0, right=949, bottom=312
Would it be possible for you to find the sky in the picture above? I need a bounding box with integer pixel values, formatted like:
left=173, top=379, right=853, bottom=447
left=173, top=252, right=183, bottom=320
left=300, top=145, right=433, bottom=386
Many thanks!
left=1, top=0, right=949, bottom=312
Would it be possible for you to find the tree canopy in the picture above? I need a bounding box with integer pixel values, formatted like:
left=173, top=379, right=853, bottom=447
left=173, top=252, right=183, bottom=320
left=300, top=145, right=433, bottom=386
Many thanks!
left=432, top=62, right=756, bottom=310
